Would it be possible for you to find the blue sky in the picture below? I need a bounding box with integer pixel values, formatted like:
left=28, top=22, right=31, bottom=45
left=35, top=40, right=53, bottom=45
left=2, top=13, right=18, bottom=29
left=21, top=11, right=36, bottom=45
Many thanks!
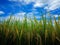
left=0, top=0, right=60, bottom=21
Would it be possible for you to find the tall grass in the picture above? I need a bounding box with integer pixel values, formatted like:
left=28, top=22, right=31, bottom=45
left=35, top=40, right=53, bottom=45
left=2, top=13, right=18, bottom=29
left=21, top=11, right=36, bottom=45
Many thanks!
left=0, top=15, right=60, bottom=45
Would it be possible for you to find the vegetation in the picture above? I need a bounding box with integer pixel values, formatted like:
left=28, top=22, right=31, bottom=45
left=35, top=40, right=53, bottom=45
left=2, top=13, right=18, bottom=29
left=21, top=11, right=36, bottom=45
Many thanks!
left=0, top=15, right=60, bottom=45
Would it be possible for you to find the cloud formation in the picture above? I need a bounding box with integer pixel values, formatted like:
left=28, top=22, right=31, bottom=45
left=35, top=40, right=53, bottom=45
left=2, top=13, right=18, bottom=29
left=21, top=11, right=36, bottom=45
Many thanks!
left=34, top=2, right=44, bottom=7
left=48, top=0, right=60, bottom=10
left=9, top=0, right=60, bottom=10
left=0, top=0, right=60, bottom=21
left=0, top=11, right=5, bottom=15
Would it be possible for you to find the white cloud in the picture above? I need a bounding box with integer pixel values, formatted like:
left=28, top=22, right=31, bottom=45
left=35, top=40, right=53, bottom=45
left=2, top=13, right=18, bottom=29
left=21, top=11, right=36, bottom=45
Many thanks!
left=44, top=6, right=49, bottom=10
left=48, top=0, right=60, bottom=10
left=34, top=2, right=44, bottom=7
left=49, top=5, right=59, bottom=10
left=0, top=11, right=5, bottom=15
left=40, top=0, right=60, bottom=10
left=45, top=0, right=60, bottom=10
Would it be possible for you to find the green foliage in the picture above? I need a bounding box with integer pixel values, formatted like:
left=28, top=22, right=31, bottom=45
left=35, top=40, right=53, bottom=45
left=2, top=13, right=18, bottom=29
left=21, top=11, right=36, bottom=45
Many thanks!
left=0, top=15, right=60, bottom=45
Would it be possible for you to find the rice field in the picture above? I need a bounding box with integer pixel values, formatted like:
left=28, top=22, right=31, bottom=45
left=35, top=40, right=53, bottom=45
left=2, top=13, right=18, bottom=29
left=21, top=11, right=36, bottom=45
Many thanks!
left=0, top=15, right=60, bottom=45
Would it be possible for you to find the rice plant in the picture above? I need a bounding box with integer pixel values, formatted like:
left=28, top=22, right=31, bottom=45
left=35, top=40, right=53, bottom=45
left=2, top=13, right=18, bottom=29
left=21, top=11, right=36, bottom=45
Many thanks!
left=0, top=15, right=60, bottom=45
